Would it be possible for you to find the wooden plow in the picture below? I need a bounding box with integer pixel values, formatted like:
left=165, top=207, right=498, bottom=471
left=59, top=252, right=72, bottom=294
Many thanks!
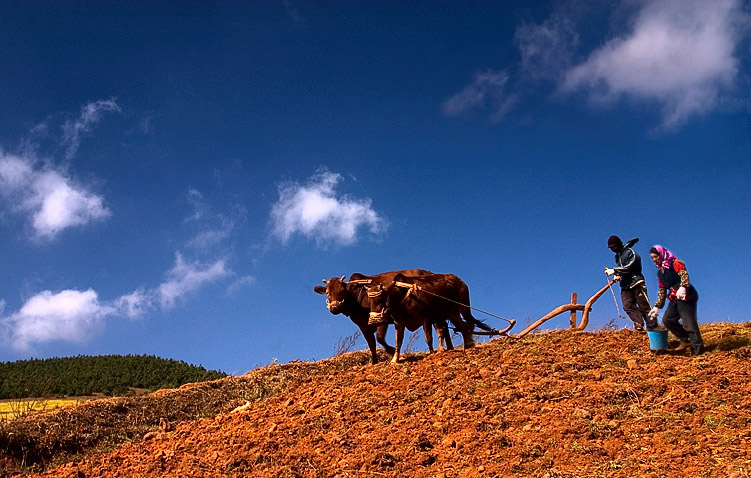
left=508, top=280, right=617, bottom=339
left=360, top=278, right=618, bottom=340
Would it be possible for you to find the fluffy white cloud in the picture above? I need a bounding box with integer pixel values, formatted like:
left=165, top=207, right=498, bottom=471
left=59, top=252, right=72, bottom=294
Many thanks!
left=442, top=69, right=517, bottom=122
left=0, top=253, right=233, bottom=350
left=62, top=98, right=121, bottom=159
left=115, top=253, right=232, bottom=315
left=30, top=170, right=110, bottom=238
left=1, top=289, right=113, bottom=351
left=114, top=288, right=150, bottom=319
left=0, top=152, right=110, bottom=239
left=157, top=253, right=230, bottom=309
left=562, top=0, right=744, bottom=129
left=270, top=169, right=387, bottom=247
left=0, top=99, right=120, bottom=240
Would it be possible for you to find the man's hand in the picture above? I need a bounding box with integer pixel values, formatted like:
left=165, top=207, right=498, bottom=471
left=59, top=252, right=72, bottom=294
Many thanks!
left=604, top=268, right=615, bottom=276
left=648, top=307, right=660, bottom=320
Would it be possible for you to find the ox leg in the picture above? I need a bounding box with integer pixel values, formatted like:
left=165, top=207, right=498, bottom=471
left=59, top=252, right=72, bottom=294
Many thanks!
left=422, top=321, right=435, bottom=353
left=462, top=330, right=475, bottom=349
left=375, top=323, right=395, bottom=356
left=392, top=325, right=405, bottom=364
left=461, top=307, right=476, bottom=348
left=449, top=310, right=474, bottom=349
left=434, top=320, right=453, bottom=351
left=358, top=325, right=380, bottom=365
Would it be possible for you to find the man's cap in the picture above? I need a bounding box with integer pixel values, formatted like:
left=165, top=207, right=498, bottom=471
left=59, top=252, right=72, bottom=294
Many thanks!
left=607, top=235, right=623, bottom=249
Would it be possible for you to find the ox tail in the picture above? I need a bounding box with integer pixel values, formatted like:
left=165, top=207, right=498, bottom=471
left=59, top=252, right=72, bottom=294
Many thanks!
left=461, top=306, right=493, bottom=332
left=455, top=282, right=486, bottom=332
left=457, top=281, right=498, bottom=333
left=472, top=316, right=495, bottom=332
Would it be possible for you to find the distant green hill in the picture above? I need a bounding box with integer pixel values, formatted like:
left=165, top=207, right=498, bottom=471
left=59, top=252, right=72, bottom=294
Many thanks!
left=0, top=355, right=228, bottom=399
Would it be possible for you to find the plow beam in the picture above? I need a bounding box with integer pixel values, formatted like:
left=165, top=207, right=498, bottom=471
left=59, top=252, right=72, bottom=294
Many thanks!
left=510, top=302, right=585, bottom=339
left=509, top=280, right=617, bottom=339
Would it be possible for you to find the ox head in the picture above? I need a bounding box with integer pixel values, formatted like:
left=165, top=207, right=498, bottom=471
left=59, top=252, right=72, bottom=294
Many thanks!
left=313, top=276, right=347, bottom=314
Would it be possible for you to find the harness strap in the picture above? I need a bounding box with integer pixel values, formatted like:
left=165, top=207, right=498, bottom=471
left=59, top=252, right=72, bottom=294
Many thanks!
left=350, top=279, right=373, bottom=285
left=392, top=281, right=513, bottom=324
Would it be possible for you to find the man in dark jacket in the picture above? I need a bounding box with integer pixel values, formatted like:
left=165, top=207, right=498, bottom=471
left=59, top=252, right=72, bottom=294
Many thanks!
left=605, top=235, right=656, bottom=331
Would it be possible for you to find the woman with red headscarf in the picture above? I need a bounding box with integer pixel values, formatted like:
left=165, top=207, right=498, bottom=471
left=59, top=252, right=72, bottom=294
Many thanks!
left=648, top=245, right=704, bottom=356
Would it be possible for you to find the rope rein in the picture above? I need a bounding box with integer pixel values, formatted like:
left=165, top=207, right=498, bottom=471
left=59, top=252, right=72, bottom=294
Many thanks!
left=605, top=276, right=628, bottom=320
left=393, top=282, right=513, bottom=324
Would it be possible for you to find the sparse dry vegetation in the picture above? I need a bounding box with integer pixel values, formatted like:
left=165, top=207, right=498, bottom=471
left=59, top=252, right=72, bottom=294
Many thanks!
left=2, top=322, right=751, bottom=478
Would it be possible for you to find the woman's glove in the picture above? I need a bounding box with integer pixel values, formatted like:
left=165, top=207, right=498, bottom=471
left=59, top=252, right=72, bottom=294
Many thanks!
left=604, top=268, right=615, bottom=276
left=676, top=286, right=687, bottom=300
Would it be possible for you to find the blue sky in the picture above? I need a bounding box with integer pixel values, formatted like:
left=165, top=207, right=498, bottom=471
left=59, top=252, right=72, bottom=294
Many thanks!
left=1, top=1, right=749, bottom=374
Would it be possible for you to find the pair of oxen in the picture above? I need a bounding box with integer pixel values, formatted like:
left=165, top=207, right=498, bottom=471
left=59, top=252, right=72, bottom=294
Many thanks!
left=314, top=269, right=505, bottom=364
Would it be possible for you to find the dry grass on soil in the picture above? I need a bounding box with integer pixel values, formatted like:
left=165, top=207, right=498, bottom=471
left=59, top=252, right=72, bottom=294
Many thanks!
left=2, top=322, right=751, bottom=478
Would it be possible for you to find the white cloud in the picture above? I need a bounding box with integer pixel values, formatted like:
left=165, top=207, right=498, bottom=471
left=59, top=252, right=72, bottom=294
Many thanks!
left=443, top=69, right=517, bottom=122
left=186, top=226, right=233, bottom=250
left=562, top=0, right=745, bottom=129
left=157, top=252, right=230, bottom=309
left=0, top=252, right=233, bottom=350
left=0, top=152, right=32, bottom=187
left=515, top=13, right=579, bottom=83
left=184, top=188, right=206, bottom=222
left=62, top=98, right=121, bottom=159
left=182, top=188, right=238, bottom=250
left=114, top=288, right=151, bottom=319
left=227, top=275, right=256, bottom=296
left=29, top=170, right=110, bottom=238
left=1, top=289, right=114, bottom=351
left=116, top=253, right=232, bottom=316
left=0, top=151, right=110, bottom=240
left=270, top=169, right=387, bottom=247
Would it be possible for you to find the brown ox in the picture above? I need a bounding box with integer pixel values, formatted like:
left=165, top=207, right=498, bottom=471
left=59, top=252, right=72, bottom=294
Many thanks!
left=313, top=269, right=438, bottom=364
left=366, top=273, right=479, bottom=363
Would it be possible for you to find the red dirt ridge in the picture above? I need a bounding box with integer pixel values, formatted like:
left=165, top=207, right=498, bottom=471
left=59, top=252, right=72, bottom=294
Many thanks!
left=6, top=322, right=751, bottom=478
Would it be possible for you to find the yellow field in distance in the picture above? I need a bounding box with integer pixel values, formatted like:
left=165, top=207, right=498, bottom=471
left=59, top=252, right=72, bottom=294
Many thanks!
left=0, top=399, right=81, bottom=421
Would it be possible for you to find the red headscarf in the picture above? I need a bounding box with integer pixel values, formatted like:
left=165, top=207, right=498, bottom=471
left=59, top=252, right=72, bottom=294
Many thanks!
left=651, top=245, right=676, bottom=269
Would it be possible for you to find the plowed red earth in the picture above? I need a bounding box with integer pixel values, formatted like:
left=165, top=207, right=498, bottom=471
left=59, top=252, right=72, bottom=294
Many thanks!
left=10, top=322, right=751, bottom=478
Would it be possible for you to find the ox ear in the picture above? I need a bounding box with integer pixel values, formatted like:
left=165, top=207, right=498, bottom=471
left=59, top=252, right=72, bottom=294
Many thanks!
left=313, top=285, right=327, bottom=294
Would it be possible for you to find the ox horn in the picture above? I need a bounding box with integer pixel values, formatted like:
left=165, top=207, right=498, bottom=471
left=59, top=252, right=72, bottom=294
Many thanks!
left=322, top=279, right=329, bottom=284
left=340, top=275, right=346, bottom=282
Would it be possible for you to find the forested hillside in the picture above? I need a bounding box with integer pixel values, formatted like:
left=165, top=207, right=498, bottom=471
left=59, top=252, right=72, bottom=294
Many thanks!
left=0, top=355, right=227, bottom=398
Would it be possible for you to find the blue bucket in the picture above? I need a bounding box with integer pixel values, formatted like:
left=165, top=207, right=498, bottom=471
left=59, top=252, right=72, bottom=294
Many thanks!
left=647, top=328, right=668, bottom=350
